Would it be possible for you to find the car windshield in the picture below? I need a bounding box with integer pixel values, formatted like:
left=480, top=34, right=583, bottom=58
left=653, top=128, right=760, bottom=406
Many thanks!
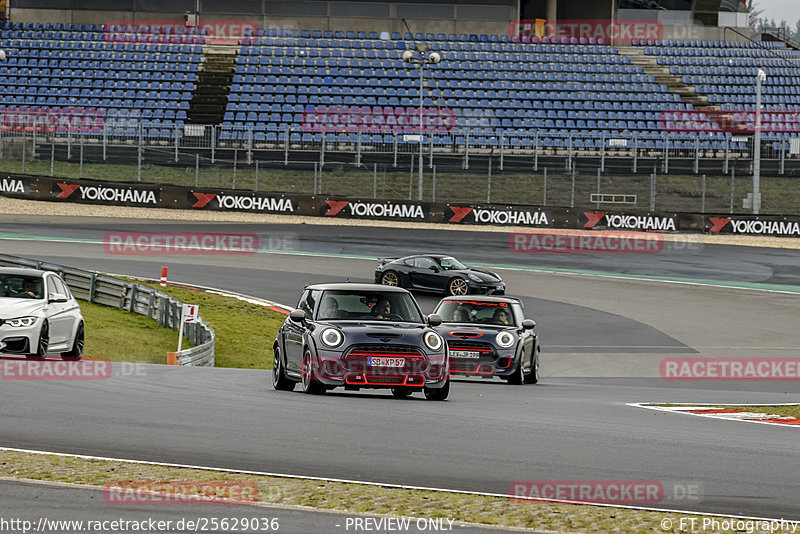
left=437, top=257, right=467, bottom=270
left=0, top=274, right=45, bottom=300
left=317, top=290, right=424, bottom=323
left=435, top=300, right=516, bottom=326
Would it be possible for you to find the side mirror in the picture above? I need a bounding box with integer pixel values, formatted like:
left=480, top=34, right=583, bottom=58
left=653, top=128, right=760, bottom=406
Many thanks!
left=427, top=313, right=443, bottom=327
left=289, top=309, right=307, bottom=323
left=521, top=319, right=536, bottom=330
left=49, top=292, right=68, bottom=303
left=429, top=265, right=440, bottom=272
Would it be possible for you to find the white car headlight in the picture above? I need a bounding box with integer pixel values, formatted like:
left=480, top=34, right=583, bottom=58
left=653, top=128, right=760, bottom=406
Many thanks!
left=5, top=316, right=38, bottom=328
left=320, top=328, right=344, bottom=348
left=424, top=331, right=443, bottom=351
left=495, top=331, right=515, bottom=348
left=467, top=273, right=482, bottom=282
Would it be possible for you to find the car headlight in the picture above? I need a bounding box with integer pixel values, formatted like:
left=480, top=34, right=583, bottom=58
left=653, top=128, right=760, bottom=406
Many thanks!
left=495, top=331, right=515, bottom=348
left=423, top=331, right=443, bottom=352
left=5, top=316, right=38, bottom=328
left=320, top=328, right=344, bottom=348
left=467, top=273, right=483, bottom=282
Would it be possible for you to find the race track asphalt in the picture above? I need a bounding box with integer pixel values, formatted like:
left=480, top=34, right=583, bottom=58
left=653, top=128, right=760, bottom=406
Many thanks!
left=1, top=214, right=799, bottom=522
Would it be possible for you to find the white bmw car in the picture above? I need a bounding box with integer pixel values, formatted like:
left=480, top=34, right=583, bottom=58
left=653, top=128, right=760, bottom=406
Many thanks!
left=0, top=267, right=84, bottom=360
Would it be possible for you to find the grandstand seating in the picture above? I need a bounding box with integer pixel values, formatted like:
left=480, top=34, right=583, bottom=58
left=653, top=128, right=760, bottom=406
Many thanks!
left=0, top=22, right=202, bottom=139
left=2, top=20, right=800, bottom=152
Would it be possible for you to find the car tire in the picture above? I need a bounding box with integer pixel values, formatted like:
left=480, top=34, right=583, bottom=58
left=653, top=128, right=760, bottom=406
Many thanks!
left=448, top=277, right=469, bottom=296
left=381, top=271, right=400, bottom=287
left=391, top=387, right=413, bottom=398
left=506, top=354, right=525, bottom=385
left=301, top=349, right=326, bottom=395
left=26, top=321, right=48, bottom=360
left=525, top=349, right=540, bottom=384
left=272, top=346, right=295, bottom=391
left=61, top=321, right=84, bottom=361
left=423, top=379, right=450, bottom=401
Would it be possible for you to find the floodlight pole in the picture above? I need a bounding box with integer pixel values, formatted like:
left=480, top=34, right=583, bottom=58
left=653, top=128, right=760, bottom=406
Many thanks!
left=753, top=68, right=766, bottom=214
left=403, top=45, right=440, bottom=201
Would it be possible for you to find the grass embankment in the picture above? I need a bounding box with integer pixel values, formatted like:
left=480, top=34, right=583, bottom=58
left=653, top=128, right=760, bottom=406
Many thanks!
left=3, top=157, right=799, bottom=215
left=81, top=281, right=286, bottom=368
left=79, top=299, right=189, bottom=364
left=0, top=449, right=751, bottom=534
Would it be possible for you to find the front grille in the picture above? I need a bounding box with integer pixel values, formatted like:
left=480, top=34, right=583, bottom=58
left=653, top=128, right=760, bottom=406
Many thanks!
left=345, top=344, right=426, bottom=375
left=347, top=344, right=423, bottom=355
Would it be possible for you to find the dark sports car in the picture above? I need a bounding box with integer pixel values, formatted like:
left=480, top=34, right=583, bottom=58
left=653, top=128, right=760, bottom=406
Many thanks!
left=272, top=283, right=450, bottom=400
left=375, top=254, right=505, bottom=296
left=433, top=296, right=539, bottom=384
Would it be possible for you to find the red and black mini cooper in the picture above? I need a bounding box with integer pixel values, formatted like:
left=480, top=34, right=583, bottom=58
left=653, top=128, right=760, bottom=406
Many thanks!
left=272, top=283, right=450, bottom=400
left=433, top=296, right=539, bottom=385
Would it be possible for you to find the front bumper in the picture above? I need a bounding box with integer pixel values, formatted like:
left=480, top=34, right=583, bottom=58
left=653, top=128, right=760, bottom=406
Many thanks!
left=0, top=321, right=41, bottom=355
left=447, top=341, right=516, bottom=377
left=468, top=281, right=506, bottom=295
left=311, top=346, right=449, bottom=389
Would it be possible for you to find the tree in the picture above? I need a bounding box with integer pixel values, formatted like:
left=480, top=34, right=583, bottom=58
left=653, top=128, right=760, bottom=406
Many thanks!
left=746, top=0, right=764, bottom=31
left=794, top=18, right=800, bottom=41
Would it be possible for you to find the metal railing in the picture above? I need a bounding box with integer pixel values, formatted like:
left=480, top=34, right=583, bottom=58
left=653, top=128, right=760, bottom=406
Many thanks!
left=0, top=253, right=215, bottom=366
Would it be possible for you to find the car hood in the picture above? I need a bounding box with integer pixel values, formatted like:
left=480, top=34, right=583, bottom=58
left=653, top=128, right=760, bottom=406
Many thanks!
left=0, top=298, right=45, bottom=317
left=464, top=267, right=502, bottom=282
left=437, top=324, right=517, bottom=337
left=318, top=321, right=432, bottom=343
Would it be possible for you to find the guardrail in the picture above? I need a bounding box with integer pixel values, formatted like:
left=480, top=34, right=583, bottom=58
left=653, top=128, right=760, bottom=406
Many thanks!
left=0, top=253, right=215, bottom=366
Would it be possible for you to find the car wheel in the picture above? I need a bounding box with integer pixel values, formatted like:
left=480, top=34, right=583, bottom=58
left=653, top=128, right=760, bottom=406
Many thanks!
left=301, top=349, right=326, bottom=395
left=525, top=349, right=540, bottom=384
left=272, top=346, right=295, bottom=391
left=448, top=277, right=469, bottom=296
left=391, top=387, right=413, bottom=398
left=506, top=355, right=525, bottom=385
left=423, top=379, right=450, bottom=401
left=381, top=271, right=400, bottom=287
left=61, top=321, right=84, bottom=361
left=26, top=321, right=48, bottom=360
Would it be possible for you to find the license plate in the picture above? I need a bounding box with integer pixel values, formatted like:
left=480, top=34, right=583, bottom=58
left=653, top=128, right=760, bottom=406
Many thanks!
left=450, top=350, right=481, bottom=359
left=368, top=357, right=406, bottom=367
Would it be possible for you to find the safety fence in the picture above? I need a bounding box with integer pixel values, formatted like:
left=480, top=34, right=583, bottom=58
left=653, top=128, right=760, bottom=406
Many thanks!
left=0, top=253, right=215, bottom=366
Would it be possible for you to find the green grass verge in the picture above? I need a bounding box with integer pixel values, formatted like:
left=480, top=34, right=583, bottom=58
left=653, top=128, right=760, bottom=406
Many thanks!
left=121, top=279, right=286, bottom=369
left=79, top=299, right=190, bottom=365
left=0, top=449, right=750, bottom=533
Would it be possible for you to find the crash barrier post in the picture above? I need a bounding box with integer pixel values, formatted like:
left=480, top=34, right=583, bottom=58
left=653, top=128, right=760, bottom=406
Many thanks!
left=0, top=253, right=215, bottom=366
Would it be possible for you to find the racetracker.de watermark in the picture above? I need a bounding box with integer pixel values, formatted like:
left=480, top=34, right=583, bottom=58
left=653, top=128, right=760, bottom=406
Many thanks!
left=0, top=107, right=104, bottom=134
left=103, top=20, right=257, bottom=44
left=509, top=231, right=665, bottom=254
left=103, top=481, right=259, bottom=505
left=661, top=357, right=800, bottom=380
left=509, top=480, right=701, bottom=505
left=104, top=232, right=262, bottom=255
left=0, top=360, right=148, bottom=380
left=509, top=19, right=663, bottom=43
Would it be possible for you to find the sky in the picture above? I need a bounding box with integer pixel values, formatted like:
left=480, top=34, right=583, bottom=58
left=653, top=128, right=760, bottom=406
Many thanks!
left=756, top=0, right=797, bottom=25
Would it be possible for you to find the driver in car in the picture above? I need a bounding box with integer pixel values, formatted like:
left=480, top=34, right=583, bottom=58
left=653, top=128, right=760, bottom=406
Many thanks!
left=373, top=299, right=392, bottom=320
left=320, top=297, right=340, bottom=319
left=21, top=280, right=40, bottom=298
left=492, top=308, right=511, bottom=325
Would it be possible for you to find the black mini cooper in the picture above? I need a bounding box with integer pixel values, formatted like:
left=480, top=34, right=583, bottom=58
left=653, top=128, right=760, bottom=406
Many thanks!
left=433, top=296, right=539, bottom=384
left=272, top=283, right=450, bottom=400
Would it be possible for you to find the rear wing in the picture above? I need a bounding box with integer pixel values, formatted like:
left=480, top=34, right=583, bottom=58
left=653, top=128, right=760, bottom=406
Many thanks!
left=377, top=257, right=398, bottom=266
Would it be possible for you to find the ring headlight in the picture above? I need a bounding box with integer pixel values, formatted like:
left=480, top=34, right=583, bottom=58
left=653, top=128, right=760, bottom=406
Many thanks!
left=424, top=331, right=443, bottom=352
left=6, top=316, right=37, bottom=328
left=496, top=331, right=515, bottom=348
left=320, top=328, right=344, bottom=348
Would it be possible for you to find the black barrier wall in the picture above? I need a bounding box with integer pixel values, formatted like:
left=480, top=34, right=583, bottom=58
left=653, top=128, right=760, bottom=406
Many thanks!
left=2, top=173, right=800, bottom=237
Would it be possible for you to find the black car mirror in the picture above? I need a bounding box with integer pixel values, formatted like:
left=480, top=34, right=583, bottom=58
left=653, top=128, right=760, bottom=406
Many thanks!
left=521, top=319, right=536, bottom=330
left=429, top=265, right=440, bottom=272
left=289, top=309, right=306, bottom=323
left=427, top=313, right=443, bottom=327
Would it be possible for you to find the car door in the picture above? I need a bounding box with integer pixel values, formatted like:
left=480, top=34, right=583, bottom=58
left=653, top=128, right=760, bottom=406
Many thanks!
left=514, top=303, right=534, bottom=371
left=283, top=289, right=318, bottom=374
left=44, top=275, right=72, bottom=347
left=409, top=256, right=443, bottom=290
